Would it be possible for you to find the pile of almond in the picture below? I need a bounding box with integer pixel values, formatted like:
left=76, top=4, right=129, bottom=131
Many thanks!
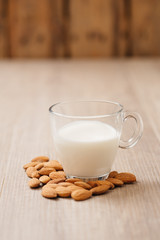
left=23, top=156, right=136, bottom=201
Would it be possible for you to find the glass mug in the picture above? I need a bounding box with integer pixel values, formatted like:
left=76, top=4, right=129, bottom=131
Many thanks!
left=49, top=100, right=143, bottom=180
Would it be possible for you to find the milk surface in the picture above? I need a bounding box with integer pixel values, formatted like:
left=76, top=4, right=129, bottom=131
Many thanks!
left=54, top=121, right=119, bottom=178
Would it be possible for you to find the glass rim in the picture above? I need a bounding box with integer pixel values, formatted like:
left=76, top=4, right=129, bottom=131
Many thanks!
left=49, top=100, right=123, bottom=119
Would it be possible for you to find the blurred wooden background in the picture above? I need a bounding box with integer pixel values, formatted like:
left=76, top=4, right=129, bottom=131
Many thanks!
left=0, top=0, right=160, bottom=58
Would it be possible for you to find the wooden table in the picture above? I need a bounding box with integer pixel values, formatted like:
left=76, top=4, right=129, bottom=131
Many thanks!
left=0, top=59, right=160, bottom=240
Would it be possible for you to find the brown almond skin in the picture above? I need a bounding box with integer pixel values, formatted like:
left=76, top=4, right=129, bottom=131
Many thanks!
left=107, top=178, right=124, bottom=186
left=49, top=171, right=66, bottom=180
left=31, top=171, right=40, bottom=178
left=56, top=186, right=71, bottom=197
left=105, top=180, right=115, bottom=189
left=108, top=171, right=118, bottom=178
left=41, top=187, right=57, bottom=198
left=58, top=182, right=73, bottom=187
left=74, top=181, right=92, bottom=190
left=115, top=172, right=136, bottom=183
left=96, top=180, right=114, bottom=189
left=66, top=178, right=81, bottom=183
left=52, top=178, right=66, bottom=184
left=71, top=189, right=92, bottom=201
left=23, top=162, right=38, bottom=170
left=28, top=178, right=40, bottom=188
left=47, top=178, right=66, bottom=184
left=87, top=181, right=99, bottom=188
left=91, top=185, right=110, bottom=195
left=67, top=185, right=83, bottom=193
left=39, top=175, right=50, bottom=184
left=31, top=156, right=49, bottom=162
left=47, top=180, right=59, bottom=185
left=45, top=183, right=58, bottom=189
left=44, top=160, right=63, bottom=171
left=26, top=167, right=36, bottom=178
left=39, top=167, right=55, bottom=175
left=35, top=163, right=44, bottom=170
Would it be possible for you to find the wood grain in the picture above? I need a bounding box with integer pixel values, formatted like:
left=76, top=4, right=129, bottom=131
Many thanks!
left=0, top=0, right=160, bottom=58
left=69, top=0, right=114, bottom=57
left=0, top=59, right=160, bottom=240
left=113, top=0, right=132, bottom=56
left=8, top=0, right=63, bottom=58
left=0, top=0, right=10, bottom=57
left=131, top=0, right=160, bottom=56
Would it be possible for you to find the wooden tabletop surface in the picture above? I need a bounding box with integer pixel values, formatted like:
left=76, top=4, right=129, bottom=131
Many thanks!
left=0, top=59, right=160, bottom=240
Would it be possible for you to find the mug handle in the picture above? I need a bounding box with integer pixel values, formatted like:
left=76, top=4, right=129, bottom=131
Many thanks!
left=119, top=111, right=143, bottom=149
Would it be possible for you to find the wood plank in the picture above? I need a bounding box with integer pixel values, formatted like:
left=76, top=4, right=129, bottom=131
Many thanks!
left=48, top=0, right=64, bottom=58
left=0, top=59, right=160, bottom=240
left=8, top=0, right=63, bottom=58
left=113, top=0, right=132, bottom=56
left=69, top=0, right=115, bottom=57
left=0, top=0, right=10, bottom=57
left=1, top=0, right=160, bottom=58
left=153, top=0, right=160, bottom=55
left=131, top=0, right=160, bottom=56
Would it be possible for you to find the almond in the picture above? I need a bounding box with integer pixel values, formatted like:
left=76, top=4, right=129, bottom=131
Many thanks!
left=74, top=181, right=92, bottom=190
left=115, top=172, right=136, bottom=183
left=71, top=189, right=92, bottom=201
left=67, top=185, right=83, bottom=192
left=28, top=178, right=40, bottom=188
left=44, top=160, right=63, bottom=170
left=23, top=162, right=37, bottom=170
left=105, top=180, right=115, bottom=189
left=31, top=171, right=40, bottom=178
left=58, top=182, right=73, bottom=187
left=53, top=178, right=66, bottom=184
left=47, top=180, right=59, bottom=185
left=49, top=171, right=66, bottom=180
left=108, top=171, right=118, bottom=178
left=35, top=163, right=44, bottom=170
left=31, top=156, right=49, bottom=163
left=107, top=178, right=124, bottom=186
left=26, top=167, right=36, bottom=178
left=96, top=180, right=114, bottom=189
left=45, top=183, right=58, bottom=189
left=56, top=186, right=71, bottom=197
left=41, top=187, right=57, bottom=198
left=39, top=167, right=55, bottom=176
left=43, top=162, right=55, bottom=168
left=91, top=185, right=110, bottom=195
left=39, top=175, right=50, bottom=184
left=87, top=181, right=99, bottom=188
left=66, top=178, right=81, bottom=183
left=47, top=178, right=66, bottom=184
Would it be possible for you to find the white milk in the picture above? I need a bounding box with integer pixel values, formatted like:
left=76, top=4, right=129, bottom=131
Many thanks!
left=54, top=121, right=119, bottom=178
